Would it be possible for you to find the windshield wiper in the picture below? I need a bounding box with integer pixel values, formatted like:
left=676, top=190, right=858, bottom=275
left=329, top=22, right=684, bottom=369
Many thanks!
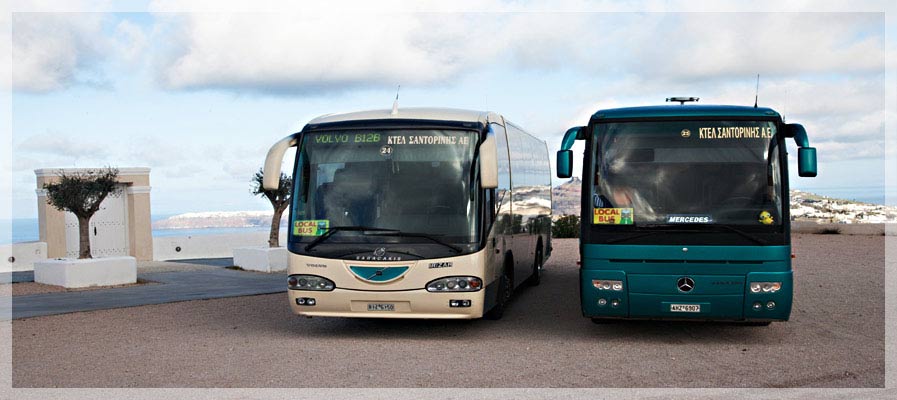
left=304, top=226, right=399, bottom=252
left=713, top=225, right=768, bottom=245
left=367, top=231, right=462, bottom=253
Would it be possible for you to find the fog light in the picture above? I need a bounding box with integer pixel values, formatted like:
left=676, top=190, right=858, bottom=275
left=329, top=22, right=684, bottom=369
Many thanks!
left=296, top=297, right=316, bottom=306
left=752, top=302, right=762, bottom=310
left=766, top=301, right=776, bottom=310
left=598, top=298, right=607, bottom=306
left=449, top=300, right=471, bottom=308
left=610, top=299, right=621, bottom=308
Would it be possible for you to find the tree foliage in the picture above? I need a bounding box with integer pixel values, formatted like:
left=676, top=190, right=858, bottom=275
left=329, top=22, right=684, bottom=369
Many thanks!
left=551, top=214, right=581, bottom=238
left=252, top=168, right=293, bottom=248
left=43, top=168, right=120, bottom=259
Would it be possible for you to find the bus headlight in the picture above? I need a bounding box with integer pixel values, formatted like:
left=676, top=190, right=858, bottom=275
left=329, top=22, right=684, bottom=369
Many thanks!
left=427, top=277, right=483, bottom=292
left=593, top=280, right=624, bottom=291
left=749, top=282, right=782, bottom=293
left=288, top=275, right=335, bottom=291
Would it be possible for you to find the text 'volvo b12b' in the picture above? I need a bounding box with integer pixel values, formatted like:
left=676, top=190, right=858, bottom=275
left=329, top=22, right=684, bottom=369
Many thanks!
left=556, top=100, right=817, bottom=325
left=263, top=108, right=552, bottom=319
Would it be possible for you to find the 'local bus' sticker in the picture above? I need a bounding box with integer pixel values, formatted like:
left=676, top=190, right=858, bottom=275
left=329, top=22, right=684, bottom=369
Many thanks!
left=293, top=220, right=330, bottom=236
left=594, top=208, right=634, bottom=225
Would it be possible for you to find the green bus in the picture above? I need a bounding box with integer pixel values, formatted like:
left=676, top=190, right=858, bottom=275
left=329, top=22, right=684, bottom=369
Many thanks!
left=557, top=102, right=817, bottom=325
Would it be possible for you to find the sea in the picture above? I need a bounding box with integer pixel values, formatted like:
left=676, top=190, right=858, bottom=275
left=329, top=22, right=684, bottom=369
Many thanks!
left=1, top=215, right=271, bottom=245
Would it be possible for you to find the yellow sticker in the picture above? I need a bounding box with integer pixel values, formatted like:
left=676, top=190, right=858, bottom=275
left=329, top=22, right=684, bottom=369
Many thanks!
left=758, top=211, right=774, bottom=225
left=594, top=208, right=634, bottom=225
left=293, top=220, right=330, bottom=236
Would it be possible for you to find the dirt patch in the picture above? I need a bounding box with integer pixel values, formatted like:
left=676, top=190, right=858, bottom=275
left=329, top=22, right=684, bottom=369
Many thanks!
left=9, top=278, right=158, bottom=296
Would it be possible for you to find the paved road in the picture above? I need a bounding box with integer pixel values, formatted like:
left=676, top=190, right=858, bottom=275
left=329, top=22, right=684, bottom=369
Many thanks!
left=11, top=234, right=886, bottom=387
left=6, top=268, right=285, bottom=319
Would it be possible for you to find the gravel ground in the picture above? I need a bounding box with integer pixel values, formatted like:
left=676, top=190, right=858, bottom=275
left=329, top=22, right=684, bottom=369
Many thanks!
left=11, top=234, right=885, bottom=388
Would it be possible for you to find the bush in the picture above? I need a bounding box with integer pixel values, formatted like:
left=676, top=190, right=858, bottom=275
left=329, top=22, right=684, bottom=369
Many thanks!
left=552, top=215, right=581, bottom=238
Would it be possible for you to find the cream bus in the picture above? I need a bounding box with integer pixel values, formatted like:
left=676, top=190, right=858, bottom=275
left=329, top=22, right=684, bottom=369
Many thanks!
left=262, top=108, right=552, bottom=319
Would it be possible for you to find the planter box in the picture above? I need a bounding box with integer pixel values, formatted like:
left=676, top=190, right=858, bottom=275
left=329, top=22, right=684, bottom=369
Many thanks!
left=34, top=256, right=137, bottom=288
left=233, top=246, right=288, bottom=273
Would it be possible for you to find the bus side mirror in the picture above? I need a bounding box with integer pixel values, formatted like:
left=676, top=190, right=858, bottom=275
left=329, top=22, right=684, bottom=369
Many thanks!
left=557, top=150, right=573, bottom=178
left=263, top=134, right=299, bottom=190
left=479, top=132, right=499, bottom=189
left=798, top=147, right=817, bottom=177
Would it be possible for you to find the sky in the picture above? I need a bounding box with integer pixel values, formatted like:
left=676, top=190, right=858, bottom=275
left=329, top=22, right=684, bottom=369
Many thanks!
left=2, top=1, right=896, bottom=219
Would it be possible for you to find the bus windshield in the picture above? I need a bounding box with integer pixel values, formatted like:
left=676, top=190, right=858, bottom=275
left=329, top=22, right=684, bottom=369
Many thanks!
left=591, top=120, right=783, bottom=228
left=290, top=129, right=480, bottom=251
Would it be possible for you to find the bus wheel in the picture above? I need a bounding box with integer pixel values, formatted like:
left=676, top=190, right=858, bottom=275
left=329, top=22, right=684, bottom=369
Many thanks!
left=527, top=247, right=543, bottom=286
left=484, top=272, right=512, bottom=320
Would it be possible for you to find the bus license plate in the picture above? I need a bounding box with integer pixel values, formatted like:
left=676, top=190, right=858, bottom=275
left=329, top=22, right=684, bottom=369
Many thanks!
left=367, top=303, right=395, bottom=312
left=670, top=304, right=701, bottom=313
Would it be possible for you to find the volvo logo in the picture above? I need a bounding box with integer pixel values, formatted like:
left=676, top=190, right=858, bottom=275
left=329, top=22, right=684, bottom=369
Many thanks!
left=677, top=277, right=695, bottom=293
left=373, top=247, right=387, bottom=257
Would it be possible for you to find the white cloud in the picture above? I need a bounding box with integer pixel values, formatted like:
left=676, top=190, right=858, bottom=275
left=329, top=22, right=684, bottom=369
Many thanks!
left=16, top=133, right=111, bottom=160
left=149, top=12, right=884, bottom=95
left=154, top=12, right=486, bottom=94
left=11, top=13, right=110, bottom=92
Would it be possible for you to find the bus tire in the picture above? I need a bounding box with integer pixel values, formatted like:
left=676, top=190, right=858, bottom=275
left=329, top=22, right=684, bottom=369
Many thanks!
left=527, top=246, right=543, bottom=286
left=484, top=271, right=512, bottom=320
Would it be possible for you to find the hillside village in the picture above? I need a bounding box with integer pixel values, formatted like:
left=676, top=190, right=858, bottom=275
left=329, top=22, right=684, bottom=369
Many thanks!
left=551, top=178, right=896, bottom=223
left=153, top=178, right=896, bottom=229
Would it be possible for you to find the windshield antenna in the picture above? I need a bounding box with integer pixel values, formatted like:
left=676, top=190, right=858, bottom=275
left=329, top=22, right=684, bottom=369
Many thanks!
left=754, top=74, right=760, bottom=108
left=391, top=85, right=401, bottom=115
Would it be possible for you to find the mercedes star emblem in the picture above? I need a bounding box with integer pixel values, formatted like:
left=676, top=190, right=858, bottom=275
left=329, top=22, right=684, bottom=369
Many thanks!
left=677, top=277, right=695, bottom=293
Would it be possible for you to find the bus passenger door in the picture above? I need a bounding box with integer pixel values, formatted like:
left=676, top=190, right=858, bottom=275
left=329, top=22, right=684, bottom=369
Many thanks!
left=489, top=122, right=514, bottom=284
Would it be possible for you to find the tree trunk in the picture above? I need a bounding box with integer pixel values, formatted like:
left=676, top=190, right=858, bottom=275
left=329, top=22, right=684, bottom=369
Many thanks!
left=269, top=207, right=285, bottom=248
left=77, top=215, right=92, bottom=259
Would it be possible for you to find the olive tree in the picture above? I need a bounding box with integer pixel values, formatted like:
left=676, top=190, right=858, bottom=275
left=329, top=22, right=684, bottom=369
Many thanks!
left=43, top=168, right=120, bottom=259
left=251, top=168, right=292, bottom=248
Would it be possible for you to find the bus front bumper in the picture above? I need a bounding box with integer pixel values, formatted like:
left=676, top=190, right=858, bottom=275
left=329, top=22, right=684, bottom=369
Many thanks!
left=288, top=288, right=487, bottom=319
left=581, top=270, right=793, bottom=322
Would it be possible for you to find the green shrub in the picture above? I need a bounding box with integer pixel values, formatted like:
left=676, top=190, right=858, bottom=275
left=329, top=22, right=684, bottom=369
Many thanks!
left=552, top=215, right=581, bottom=238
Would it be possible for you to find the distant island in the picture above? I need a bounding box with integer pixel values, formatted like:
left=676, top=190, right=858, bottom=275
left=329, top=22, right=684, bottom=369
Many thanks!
left=152, top=180, right=896, bottom=230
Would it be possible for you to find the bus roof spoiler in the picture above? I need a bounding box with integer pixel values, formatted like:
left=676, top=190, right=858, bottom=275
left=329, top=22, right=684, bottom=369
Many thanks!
left=263, top=134, right=299, bottom=190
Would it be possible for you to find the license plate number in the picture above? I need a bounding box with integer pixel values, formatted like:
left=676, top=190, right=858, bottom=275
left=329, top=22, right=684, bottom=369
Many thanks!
left=367, top=303, right=395, bottom=312
left=670, top=304, right=701, bottom=313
